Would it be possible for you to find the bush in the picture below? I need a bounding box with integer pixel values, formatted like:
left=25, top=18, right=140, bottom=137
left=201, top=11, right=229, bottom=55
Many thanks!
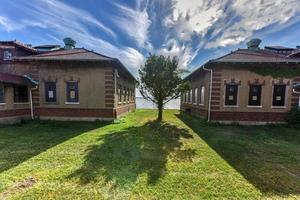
left=286, top=107, right=300, bottom=128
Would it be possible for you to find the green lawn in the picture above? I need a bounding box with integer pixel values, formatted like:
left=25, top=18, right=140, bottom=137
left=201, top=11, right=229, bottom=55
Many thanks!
left=0, top=109, right=299, bottom=199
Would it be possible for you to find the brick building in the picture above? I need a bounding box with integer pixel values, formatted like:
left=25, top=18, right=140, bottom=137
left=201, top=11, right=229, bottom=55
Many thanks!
left=181, top=39, right=300, bottom=124
left=0, top=38, right=136, bottom=123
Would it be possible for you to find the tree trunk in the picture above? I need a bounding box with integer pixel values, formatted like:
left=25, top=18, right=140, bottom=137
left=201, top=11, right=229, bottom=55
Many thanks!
left=157, top=102, right=163, bottom=121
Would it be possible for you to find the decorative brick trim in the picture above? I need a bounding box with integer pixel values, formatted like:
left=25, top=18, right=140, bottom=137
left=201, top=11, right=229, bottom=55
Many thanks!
left=36, top=108, right=114, bottom=118
left=104, top=68, right=115, bottom=108
left=211, top=111, right=286, bottom=122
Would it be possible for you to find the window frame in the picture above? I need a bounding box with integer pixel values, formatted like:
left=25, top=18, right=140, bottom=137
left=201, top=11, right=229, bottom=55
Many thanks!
left=224, top=84, right=239, bottom=107
left=118, top=85, right=122, bottom=103
left=3, top=50, right=12, bottom=61
left=44, top=81, right=57, bottom=103
left=272, top=84, right=287, bottom=108
left=248, top=84, right=262, bottom=107
left=194, top=88, right=198, bottom=104
left=65, top=81, right=79, bottom=104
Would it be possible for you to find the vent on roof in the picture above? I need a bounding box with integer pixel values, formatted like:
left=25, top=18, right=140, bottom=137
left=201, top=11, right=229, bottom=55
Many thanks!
left=63, top=37, right=76, bottom=50
left=246, top=38, right=261, bottom=50
left=296, top=46, right=300, bottom=50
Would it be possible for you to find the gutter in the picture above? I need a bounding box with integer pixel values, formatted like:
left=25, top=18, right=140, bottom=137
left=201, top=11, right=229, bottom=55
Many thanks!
left=202, top=65, right=213, bottom=122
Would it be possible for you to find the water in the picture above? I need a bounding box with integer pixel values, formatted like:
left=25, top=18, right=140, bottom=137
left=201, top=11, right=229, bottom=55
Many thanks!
left=136, top=97, right=180, bottom=109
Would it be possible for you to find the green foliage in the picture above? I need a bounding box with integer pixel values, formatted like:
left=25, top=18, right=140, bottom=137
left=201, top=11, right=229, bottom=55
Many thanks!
left=286, top=107, right=300, bottom=128
left=139, top=55, right=188, bottom=120
left=248, top=66, right=300, bottom=78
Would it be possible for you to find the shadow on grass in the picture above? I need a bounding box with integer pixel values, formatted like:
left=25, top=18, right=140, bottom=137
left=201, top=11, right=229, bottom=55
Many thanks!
left=69, top=121, right=195, bottom=186
left=0, top=120, right=107, bottom=173
left=176, top=112, right=300, bottom=196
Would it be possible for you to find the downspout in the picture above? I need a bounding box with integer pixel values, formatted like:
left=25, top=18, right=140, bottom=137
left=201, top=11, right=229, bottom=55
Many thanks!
left=29, top=86, right=38, bottom=120
left=203, top=65, right=213, bottom=122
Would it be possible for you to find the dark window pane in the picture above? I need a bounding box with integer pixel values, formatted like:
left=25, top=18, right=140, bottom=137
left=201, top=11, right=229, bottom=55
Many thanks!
left=45, top=82, right=57, bottom=102
left=225, top=84, right=238, bottom=106
left=14, top=85, right=28, bottom=103
left=67, top=82, right=79, bottom=102
left=272, top=85, right=286, bottom=106
left=248, top=85, right=262, bottom=106
left=0, top=85, right=4, bottom=103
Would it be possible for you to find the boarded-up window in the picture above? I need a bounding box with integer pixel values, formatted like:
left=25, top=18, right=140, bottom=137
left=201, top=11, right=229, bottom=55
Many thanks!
left=248, top=85, right=262, bottom=106
left=0, top=84, right=4, bottom=103
left=194, top=88, right=198, bottom=104
left=272, top=85, right=286, bottom=107
left=200, top=86, right=205, bottom=105
left=14, top=85, right=28, bottom=103
left=118, top=85, right=122, bottom=103
left=45, top=82, right=57, bottom=102
left=225, top=84, right=238, bottom=106
left=66, top=81, right=79, bottom=103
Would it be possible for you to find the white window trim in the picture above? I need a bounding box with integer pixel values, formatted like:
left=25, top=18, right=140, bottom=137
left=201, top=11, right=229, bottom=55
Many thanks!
left=271, top=84, right=288, bottom=109
left=224, top=84, right=239, bottom=107
left=247, top=105, right=263, bottom=108
left=65, top=102, right=80, bottom=105
left=0, top=103, right=6, bottom=105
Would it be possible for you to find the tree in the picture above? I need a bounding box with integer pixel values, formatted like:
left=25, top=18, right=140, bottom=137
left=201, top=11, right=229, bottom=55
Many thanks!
left=139, top=55, right=188, bottom=121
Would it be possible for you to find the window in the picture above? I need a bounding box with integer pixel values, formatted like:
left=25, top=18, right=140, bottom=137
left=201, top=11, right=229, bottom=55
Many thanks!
left=225, top=84, right=238, bottom=106
left=0, top=84, right=4, bottom=103
left=189, top=89, right=193, bottom=103
left=14, top=85, right=28, bottom=103
left=45, top=82, right=57, bottom=102
left=248, top=85, right=262, bottom=106
left=118, top=85, right=122, bottom=103
left=194, top=88, right=198, bottom=104
left=200, top=86, right=205, bottom=105
left=272, top=85, right=286, bottom=107
left=66, top=81, right=79, bottom=103
left=123, top=87, right=127, bottom=102
left=3, top=50, right=12, bottom=61
left=127, top=88, right=130, bottom=102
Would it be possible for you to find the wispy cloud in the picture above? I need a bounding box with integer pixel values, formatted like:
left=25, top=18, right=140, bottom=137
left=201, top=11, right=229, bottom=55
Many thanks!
left=112, top=1, right=151, bottom=48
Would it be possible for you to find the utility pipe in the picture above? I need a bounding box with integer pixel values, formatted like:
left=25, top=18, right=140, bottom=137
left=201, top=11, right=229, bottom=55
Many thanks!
left=202, top=65, right=213, bottom=122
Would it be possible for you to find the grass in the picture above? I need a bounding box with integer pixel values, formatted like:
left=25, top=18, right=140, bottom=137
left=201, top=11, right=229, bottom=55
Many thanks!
left=0, top=109, right=299, bottom=199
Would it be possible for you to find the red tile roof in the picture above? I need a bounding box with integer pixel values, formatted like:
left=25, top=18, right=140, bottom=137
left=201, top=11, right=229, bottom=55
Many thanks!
left=15, top=48, right=115, bottom=61
left=0, top=73, right=37, bottom=86
left=212, top=49, right=300, bottom=63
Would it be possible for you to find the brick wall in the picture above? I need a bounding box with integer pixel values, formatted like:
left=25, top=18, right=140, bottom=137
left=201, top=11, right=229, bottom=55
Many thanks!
left=115, top=103, right=135, bottom=117
left=36, top=108, right=114, bottom=119
left=0, top=109, right=31, bottom=118
left=181, top=104, right=207, bottom=118
left=211, top=111, right=286, bottom=122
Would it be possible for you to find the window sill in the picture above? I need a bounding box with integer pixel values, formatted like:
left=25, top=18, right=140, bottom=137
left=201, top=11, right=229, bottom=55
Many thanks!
left=199, top=104, right=205, bottom=106
left=224, top=105, right=239, bottom=108
left=14, top=102, right=30, bottom=105
left=44, top=102, right=58, bottom=105
left=271, top=106, right=286, bottom=109
left=247, top=105, right=262, bottom=108
left=0, top=103, right=6, bottom=105
left=65, top=102, right=80, bottom=105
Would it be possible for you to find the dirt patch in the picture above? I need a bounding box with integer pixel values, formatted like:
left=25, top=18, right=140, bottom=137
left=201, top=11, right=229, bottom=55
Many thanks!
left=0, top=177, right=36, bottom=199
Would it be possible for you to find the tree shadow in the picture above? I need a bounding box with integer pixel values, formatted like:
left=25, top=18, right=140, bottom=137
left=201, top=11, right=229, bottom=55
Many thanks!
left=176, top=112, right=300, bottom=196
left=0, top=120, right=108, bottom=173
left=69, top=121, right=195, bottom=187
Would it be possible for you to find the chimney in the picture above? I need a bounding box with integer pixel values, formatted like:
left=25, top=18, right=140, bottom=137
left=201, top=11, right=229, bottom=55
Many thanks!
left=296, top=46, right=300, bottom=50
left=246, top=38, right=262, bottom=50
left=63, top=37, right=76, bottom=50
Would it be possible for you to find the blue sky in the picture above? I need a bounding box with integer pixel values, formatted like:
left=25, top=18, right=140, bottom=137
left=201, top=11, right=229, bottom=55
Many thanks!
left=1, top=0, right=300, bottom=76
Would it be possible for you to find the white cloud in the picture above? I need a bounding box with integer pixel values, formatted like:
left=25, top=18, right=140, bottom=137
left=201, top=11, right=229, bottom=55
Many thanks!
left=112, top=2, right=151, bottom=48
